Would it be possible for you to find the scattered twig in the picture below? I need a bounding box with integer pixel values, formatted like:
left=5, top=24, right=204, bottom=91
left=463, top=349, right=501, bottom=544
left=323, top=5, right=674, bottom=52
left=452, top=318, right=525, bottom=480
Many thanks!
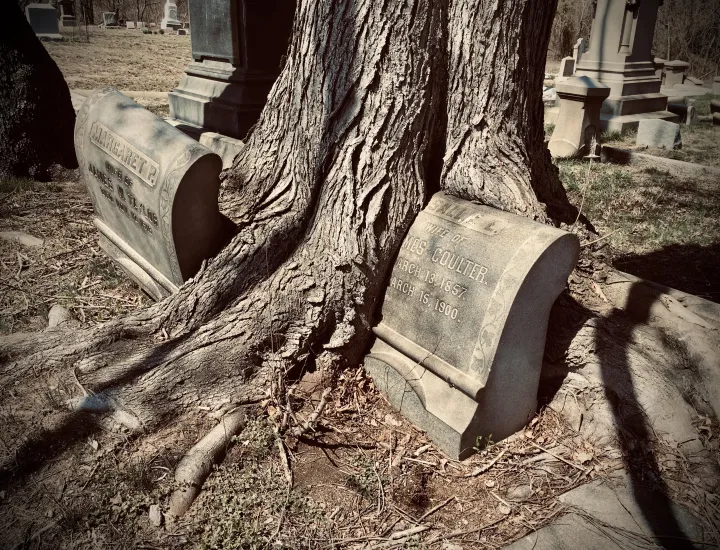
left=527, top=441, right=588, bottom=473
left=466, top=448, right=507, bottom=477
left=290, top=388, right=331, bottom=437
left=417, top=496, right=455, bottom=522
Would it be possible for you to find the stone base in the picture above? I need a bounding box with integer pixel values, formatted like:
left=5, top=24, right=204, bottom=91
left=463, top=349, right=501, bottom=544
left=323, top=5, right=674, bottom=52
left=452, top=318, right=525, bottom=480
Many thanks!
left=35, top=33, right=63, bottom=40
left=95, top=219, right=177, bottom=301
left=365, top=337, right=537, bottom=460
left=161, top=19, right=182, bottom=30
left=601, top=110, right=680, bottom=132
left=661, top=84, right=714, bottom=101
left=60, top=18, right=76, bottom=27
left=602, top=93, right=669, bottom=116
left=165, top=118, right=245, bottom=169
left=169, top=61, right=276, bottom=140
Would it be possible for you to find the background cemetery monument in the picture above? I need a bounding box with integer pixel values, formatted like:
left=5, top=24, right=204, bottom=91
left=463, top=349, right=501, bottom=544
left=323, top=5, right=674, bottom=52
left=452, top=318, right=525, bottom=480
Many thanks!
left=168, top=0, right=295, bottom=141
left=574, top=0, right=678, bottom=131
left=25, top=3, right=62, bottom=40
left=161, top=0, right=182, bottom=31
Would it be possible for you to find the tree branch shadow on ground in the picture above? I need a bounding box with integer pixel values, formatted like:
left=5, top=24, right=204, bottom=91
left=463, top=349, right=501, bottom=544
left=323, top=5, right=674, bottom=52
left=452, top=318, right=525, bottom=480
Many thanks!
left=541, top=284, right=700, bottom=548
left=614, top=241, right=720, bottom=304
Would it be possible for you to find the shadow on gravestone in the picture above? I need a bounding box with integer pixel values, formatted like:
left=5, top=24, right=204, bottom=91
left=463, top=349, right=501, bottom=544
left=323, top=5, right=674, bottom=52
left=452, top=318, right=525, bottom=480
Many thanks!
left=0, top=3, right=77, bottom=180
left=75, top=89, right=236, bottom=300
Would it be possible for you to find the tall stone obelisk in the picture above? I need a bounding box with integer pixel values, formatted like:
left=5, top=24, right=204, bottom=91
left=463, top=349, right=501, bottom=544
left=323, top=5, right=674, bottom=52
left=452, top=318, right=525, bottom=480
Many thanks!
left=574, top=0, right=679, bottom=131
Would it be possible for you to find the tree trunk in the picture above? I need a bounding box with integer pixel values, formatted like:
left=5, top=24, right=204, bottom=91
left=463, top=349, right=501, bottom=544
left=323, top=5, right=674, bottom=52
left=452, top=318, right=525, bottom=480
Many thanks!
left=0, top=4, right=78, bottom=180
left=442, top=0, right=568, bottom=221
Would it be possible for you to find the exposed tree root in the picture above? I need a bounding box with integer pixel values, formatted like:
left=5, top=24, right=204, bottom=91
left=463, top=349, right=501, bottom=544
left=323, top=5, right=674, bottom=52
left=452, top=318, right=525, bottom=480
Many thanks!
left=167, top=410, right=247, bottom=519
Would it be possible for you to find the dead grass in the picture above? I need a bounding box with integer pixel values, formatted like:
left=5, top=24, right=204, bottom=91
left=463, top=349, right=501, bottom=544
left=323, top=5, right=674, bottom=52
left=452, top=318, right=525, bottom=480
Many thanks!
left=44, top=28, right=191, bottom=92
left=0, top=173, right=149, bottom=335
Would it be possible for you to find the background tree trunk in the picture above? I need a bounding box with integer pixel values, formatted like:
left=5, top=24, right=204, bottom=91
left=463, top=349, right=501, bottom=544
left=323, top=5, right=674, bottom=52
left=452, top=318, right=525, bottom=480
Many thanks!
left=0, top=4, right=78, bottom=180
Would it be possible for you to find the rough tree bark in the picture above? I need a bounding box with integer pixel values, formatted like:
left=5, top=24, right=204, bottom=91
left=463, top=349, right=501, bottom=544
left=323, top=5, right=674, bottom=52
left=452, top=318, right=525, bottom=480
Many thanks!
left=2, top=0, right=719, bottom=517
left=0, top=4, right=77, bottom=179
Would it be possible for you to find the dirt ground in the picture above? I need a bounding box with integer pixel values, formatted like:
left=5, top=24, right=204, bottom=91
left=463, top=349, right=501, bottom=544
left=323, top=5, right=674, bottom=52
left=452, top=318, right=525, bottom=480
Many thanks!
left=0, top=29, right=718, bottom=550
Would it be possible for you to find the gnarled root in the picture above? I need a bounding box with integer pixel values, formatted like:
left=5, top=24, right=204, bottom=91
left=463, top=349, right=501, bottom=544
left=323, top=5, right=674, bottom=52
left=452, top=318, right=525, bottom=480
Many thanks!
left=167, top=410, right=247, bottom=519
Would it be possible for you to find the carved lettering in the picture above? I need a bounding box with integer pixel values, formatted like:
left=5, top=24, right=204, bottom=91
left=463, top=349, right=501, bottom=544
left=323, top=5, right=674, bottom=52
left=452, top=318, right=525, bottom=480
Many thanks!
left=90, top=121, right=160, bottom=187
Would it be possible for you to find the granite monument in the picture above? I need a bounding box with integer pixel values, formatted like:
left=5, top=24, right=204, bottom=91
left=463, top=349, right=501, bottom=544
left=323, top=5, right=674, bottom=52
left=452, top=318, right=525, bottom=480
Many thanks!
left=25, top=3, right=62, bottom=40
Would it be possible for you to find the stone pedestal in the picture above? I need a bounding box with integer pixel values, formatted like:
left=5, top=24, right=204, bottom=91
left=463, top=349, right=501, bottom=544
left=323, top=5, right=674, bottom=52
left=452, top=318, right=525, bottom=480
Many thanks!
left=665, top=60, right=690, bottom=87
left=654, top=57, right=666, bottom=82
left=168, top=0, right=295, bottom=140
left=161, top=0, right=182, bottom=30
left=549, top=76, right=610, bottom=159
left=575, top=0, right=678, bottom=131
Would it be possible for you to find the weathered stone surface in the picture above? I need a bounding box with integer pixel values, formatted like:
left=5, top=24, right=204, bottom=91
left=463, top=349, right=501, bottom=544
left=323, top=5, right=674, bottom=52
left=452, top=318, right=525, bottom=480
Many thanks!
left=168, top=0, right=295, bottom=139
left=714, top=76, right=720, bottom=95
left=549, top=76, right=610, bottom=158
left=636, top=119, right=682, bottom=150
left=667, top=102, right=697, bottom=125
left=364, top=193, right=579, bottom=459
left=0, top=4, right=77, bottom=179
left=665, top=60, right=690, bottom=88
left=711, top=99, right=720, bottom=115
left=505, top=478, right=707, bottom=549
left=713, top=113, right=720, bottom=126
left=126, top=21, right=136, bottom=29
left=25, top=3, right=61, bottom=39
left=572, top=38, right=585, bottom=64
left=75, top=89, right=234, bottom=300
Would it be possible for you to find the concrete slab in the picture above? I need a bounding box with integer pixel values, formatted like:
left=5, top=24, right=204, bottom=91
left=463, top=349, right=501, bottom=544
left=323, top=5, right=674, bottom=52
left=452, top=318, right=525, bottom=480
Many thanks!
left=504, top=478, right=708, bottom=550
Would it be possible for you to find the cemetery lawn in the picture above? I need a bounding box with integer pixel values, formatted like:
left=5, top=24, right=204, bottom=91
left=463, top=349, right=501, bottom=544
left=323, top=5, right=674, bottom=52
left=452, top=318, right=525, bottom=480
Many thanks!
left=44, top=28, right=191, bottom=93
left=558, top=159, right=720, bottom=301
left=602, top=94, right=720, bottom=168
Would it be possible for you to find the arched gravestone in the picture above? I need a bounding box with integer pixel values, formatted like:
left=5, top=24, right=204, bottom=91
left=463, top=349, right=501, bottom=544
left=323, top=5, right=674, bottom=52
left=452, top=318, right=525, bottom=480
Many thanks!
left=365, top=193, right=580, bottom=459
left=75, top=89, right=234, bottom=300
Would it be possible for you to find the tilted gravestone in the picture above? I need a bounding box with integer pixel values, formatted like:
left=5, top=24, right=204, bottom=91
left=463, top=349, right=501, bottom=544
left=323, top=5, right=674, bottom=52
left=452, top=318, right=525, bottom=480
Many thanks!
left=636, top=119, right=682, bottom=150
left=25, top=3, right=62, bottom=40
left=364, top=193, right=579, bottom=459
left=74, top=89, right=234, bottom=300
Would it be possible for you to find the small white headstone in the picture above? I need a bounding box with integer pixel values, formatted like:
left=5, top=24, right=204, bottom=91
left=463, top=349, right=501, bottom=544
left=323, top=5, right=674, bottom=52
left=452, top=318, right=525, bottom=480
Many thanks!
left=636, top=119, right=682, bottom=150
left=558, top=57, right=575, bottom=79
left=126, top=21, right=136, bottom=29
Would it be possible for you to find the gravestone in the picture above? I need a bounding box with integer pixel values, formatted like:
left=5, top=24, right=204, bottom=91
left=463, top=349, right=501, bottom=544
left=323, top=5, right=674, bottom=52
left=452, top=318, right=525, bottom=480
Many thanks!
left=161, top=0, right=182, bottom=30
left=572, top=37, right=585, bottom=65
left=558, top=56, right=575, bottom=79
left=654, top=58, right=666, bottom=82
left=57, top=0, right=76, bottom=27
left=168, top=0, right=296, bottom=139
left=686, top=76, right=703, bottom=87
left=126, top=21, right=136, bottom=29
left=102, top=12, right=119, bottom=28
left=714, top=76, right=720, bottom=95
left=178, top=28, right=188, bottom=36
left=25, top=3, right=62, bottom=40
left=74, top=89, right=235, bottom=300
left=711, top=99, right=720, bottom=115
left=636, top=119, right=682, bottom=150
left=364, top=193, right=579, bottom=459
left=664, top=60, right=690, bottom=88
left=549, top=76, right=610, bottom=158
